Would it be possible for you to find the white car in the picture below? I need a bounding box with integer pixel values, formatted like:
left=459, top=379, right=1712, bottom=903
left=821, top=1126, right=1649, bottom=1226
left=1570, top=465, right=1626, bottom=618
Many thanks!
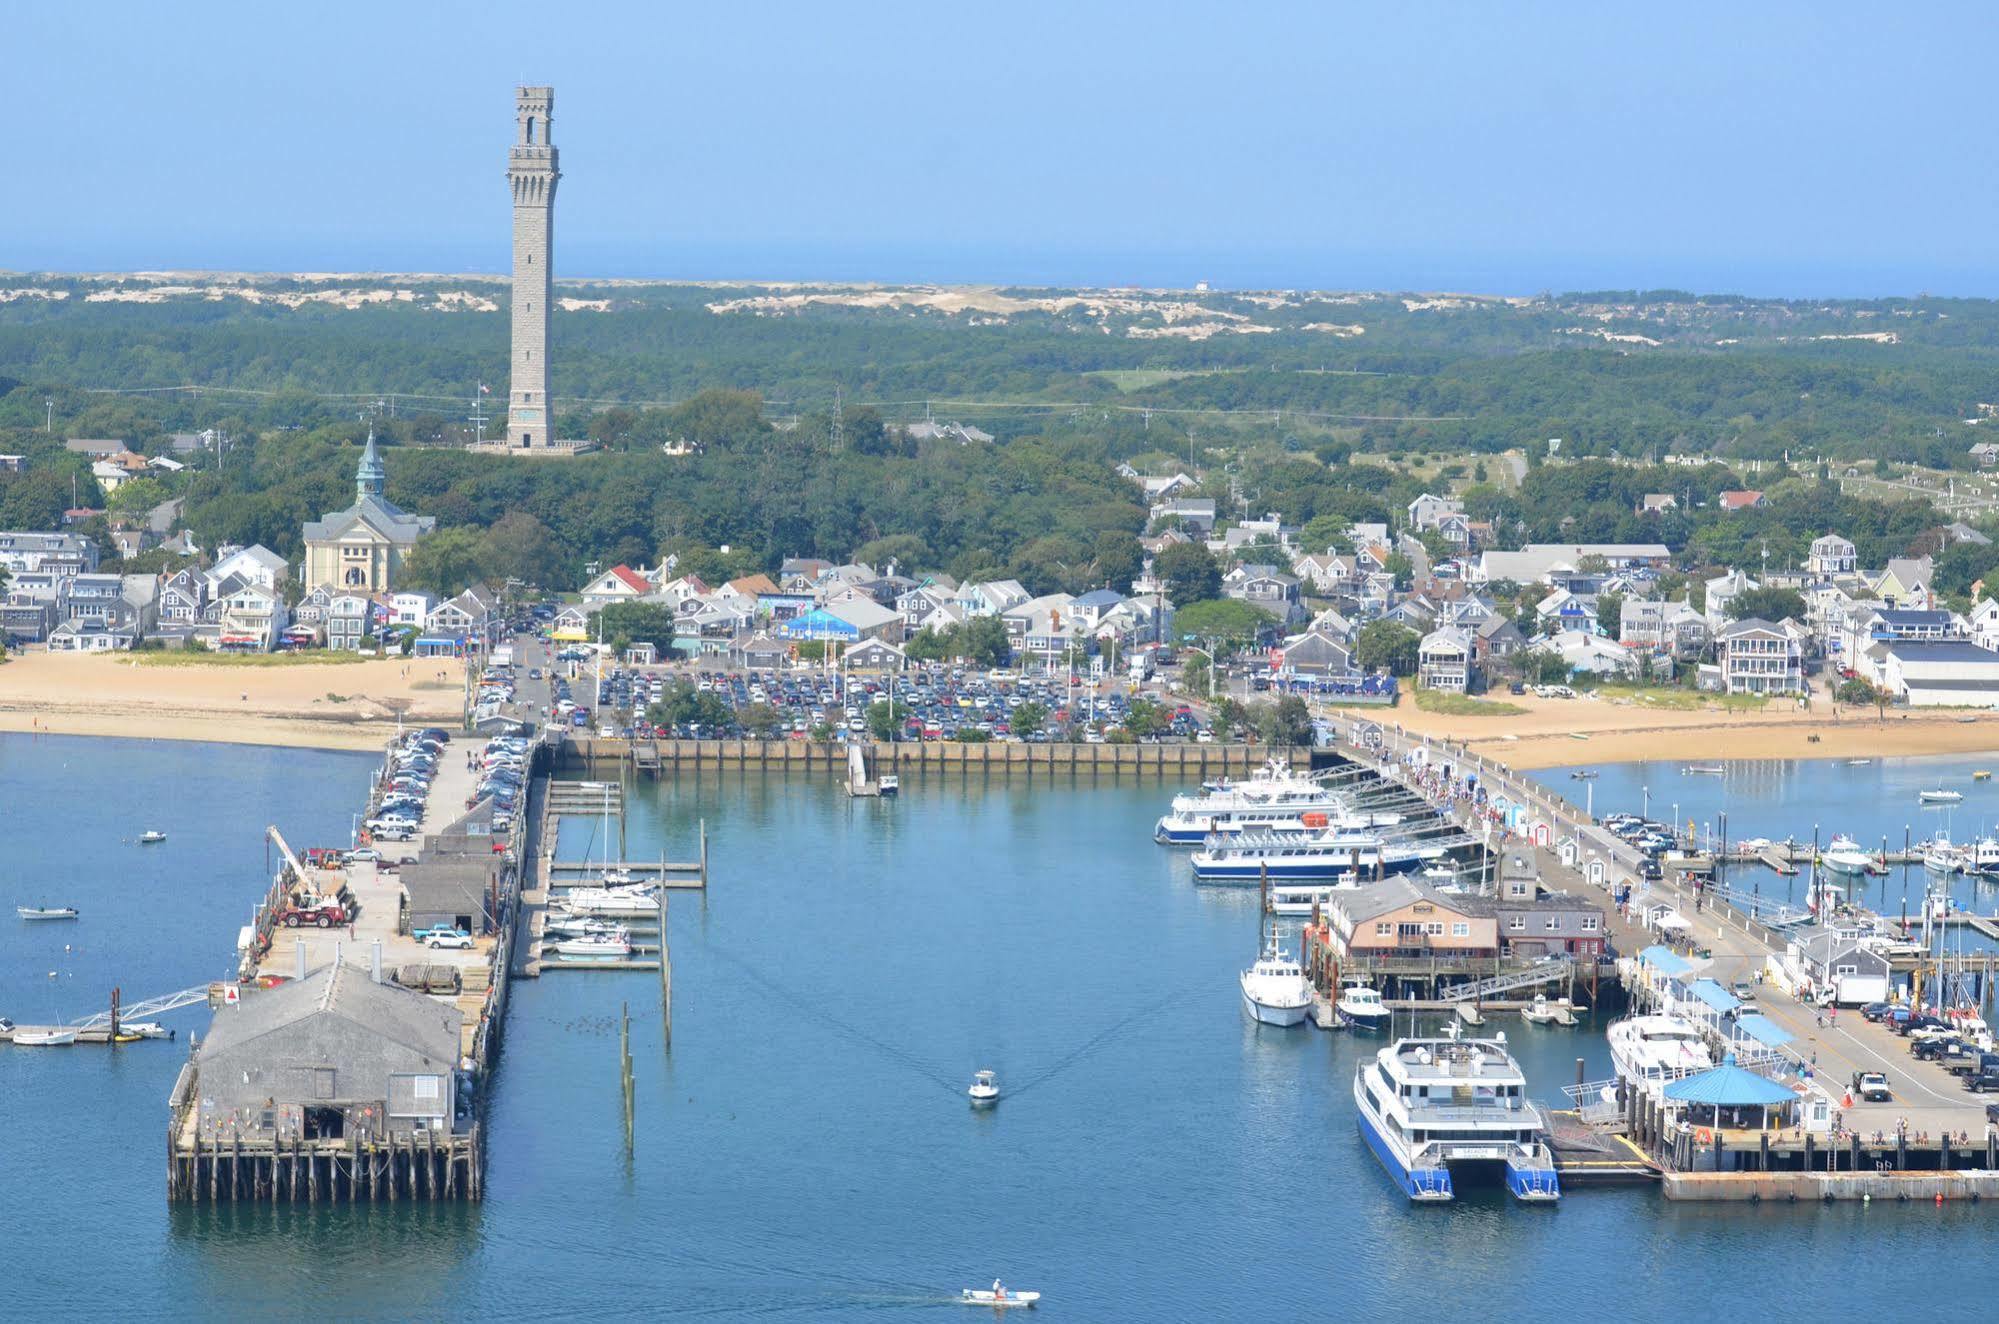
left=425, top=931, right=474, bottom=950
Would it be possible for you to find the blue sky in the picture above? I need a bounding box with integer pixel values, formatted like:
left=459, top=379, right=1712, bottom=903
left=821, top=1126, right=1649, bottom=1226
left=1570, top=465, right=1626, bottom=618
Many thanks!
left=9, top=2, right=1996, bottom=295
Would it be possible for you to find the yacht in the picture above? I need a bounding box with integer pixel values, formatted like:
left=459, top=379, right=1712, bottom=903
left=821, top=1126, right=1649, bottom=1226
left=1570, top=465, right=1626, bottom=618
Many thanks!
left=1337, top=980, right=1392, bottom=1032
left=1239, top=933, right=1313, bottom=1027
left=1920, top=788, right=1964, bottom=805
left=1353, top=1030, right=1560, bottom=1203
left=1820, top=835, right=1878, bottom=877
left=138, top=830, right=167, bottom=844
left=548, top=928, right=632, bottom=960
left=543, top=914, right=625, bottom=939
left=1607, top=1014, right=1713, bottom=1097
left=1191, top=830, right=1447, bottom=882
left=557, top=884, right=660, bottom=916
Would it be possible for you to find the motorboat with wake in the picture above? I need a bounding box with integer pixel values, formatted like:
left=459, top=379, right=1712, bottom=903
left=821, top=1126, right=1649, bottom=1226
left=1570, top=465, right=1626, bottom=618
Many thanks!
left=968, top=1070, right=1000, bottom=1106
left=960, top=1283, right=1038, bottom=1308
left=1239, top=931, right=1312, bottom=1027
left=1353, top=1027, right=1560, bottom=1203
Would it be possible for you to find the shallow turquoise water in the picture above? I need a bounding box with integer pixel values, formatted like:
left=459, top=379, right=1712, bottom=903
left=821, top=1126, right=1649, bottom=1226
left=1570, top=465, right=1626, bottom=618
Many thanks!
left=6, top=735, right=1999, bottom=1321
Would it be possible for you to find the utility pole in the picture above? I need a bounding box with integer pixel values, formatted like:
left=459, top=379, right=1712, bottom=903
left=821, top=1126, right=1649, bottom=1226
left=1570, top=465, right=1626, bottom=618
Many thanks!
left=45, top=398, right=53, bottom=433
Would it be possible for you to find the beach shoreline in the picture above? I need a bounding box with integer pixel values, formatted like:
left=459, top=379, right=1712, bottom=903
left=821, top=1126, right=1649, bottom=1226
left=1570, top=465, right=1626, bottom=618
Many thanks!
left=0, top=652, right=467, bottom=753
left=1328, top=691, right=1999, bottom=771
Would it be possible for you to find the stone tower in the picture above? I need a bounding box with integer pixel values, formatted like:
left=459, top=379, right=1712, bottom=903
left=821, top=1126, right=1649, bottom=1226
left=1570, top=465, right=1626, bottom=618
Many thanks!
left=506, top=85, right=559, bottom=448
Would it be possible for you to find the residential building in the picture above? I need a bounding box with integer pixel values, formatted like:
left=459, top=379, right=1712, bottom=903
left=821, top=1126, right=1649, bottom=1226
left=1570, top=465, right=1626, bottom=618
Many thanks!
left=1618, top=599, right=1709, bottom=655
left=207, top=543, right=287, bottom=595
left=1716, top=490, right=1765, bottom=512
left=1873, top=640, right=1999, bottom=707
left=1471, top=544, right=1672, bottom=586
left=1807, top=534, right=1858, bottom=577
left=0, top=530, right=98, bottom=577
left=1715, top=617, right=1804, bottom=695
left=1874, top=557, right=1934, bottom=610
left=217, top=583, right=287, bottom=651
left=1417, top=626, right=1473, bottom=693
left=579, top=564, right=652, bottom=607
left=1149, top=498, right=1217, bottom=534
left=1406, top=492, right=1463, bottom=531
left=1703, top=569, right=1759, bottom=628
left=326, top=594, right=376, bottom=651
left=955, top=579, right=1031, bottom=617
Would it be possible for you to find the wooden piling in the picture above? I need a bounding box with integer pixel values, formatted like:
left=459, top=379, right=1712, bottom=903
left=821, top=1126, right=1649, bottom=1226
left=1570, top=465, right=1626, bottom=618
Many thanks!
left=619, top=1000, right=636, bottom=1153
left=659, top=893, right=673, bottom=1048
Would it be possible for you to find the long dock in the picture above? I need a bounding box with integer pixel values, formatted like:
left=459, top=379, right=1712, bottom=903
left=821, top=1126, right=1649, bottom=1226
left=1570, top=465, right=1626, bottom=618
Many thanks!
left=1319, top=710, right=1999, bottom=1202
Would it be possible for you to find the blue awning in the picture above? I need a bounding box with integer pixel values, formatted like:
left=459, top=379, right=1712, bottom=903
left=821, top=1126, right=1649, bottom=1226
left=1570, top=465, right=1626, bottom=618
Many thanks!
left=1687, top=978, right=1742, bottom=1014
left=1735, top=1013, right=1793, bottom=1048
left=1663, top=1054, right=1797, bottom=1107
left=1640, top=945, right=1693, bottom=978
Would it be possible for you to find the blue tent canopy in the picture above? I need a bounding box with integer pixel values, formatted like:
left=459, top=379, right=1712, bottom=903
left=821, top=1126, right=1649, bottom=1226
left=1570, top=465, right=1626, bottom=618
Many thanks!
left=1734, top=1014, right=1794, bottom=1048
left=1663, top=1055, right=1796, bottom=1107
left=1686, top=978, right=1742, bottom=1014
left=1639, top=945, right=1693, bottom=978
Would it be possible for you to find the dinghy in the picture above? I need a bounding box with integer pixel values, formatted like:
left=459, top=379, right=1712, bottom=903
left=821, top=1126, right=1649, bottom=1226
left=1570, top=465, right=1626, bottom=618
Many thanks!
left=960, top=1285, right=1039, bottom=1308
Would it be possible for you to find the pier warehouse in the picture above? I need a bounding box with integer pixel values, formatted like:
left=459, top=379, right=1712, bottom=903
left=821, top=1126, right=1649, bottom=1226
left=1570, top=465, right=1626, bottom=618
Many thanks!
left=170, top=955, right=477, bottom=1201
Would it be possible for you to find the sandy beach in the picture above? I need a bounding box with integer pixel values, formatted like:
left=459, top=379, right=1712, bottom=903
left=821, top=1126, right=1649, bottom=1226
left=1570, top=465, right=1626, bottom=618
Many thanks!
left=0, top=653, right=469, bottom=752
left=1333, top=691, right=1999, bottom=770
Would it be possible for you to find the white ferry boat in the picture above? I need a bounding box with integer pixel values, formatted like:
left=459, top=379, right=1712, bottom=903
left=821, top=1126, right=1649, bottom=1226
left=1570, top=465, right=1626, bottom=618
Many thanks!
left=1353, top=1030, right=1560, bottom=1203
left=1239, top=933, right=1313, bottom=1027
left=1155, top=802, right=1403, bottom=846
left=1607, top=1014, right=1713, bottom=1097
left=1154, top=759, right=1354, bottom=844
left=1190, top=830, right=1448, bottom=882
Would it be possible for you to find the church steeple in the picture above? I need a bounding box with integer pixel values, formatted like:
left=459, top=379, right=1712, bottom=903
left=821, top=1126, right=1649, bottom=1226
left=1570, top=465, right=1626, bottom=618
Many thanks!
left=357, top=426, right=385, bottom=500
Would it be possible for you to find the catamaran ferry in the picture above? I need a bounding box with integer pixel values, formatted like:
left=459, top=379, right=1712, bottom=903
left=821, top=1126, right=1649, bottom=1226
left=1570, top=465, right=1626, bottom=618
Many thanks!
left=1190, top=829, right=1449, bottom=882
left=1153, top=759, right=1355, bottom=844
left=1353, top=1030, right=1560, bottom=1203
left=1154, top=802, right=1403, bottom=846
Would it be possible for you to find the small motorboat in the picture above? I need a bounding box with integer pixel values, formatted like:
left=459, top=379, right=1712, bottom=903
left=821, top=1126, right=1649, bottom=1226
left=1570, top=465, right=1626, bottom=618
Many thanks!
left=1682, top=764, right=1725, bottom=776
left=1847, top=759, right=1873, bottom=767
left=1920, top=788, right=1964, bottom=805
left=115, top=1021, right=172, bottom=1040
left=960, top=1285, right=1038, bottom=1309
left=1456, top=1003, right=1486, bottom=1026
left=138, top=829, right=167, bottom=844
left=17, top=906, right=78, bottom=921
left=879, top=774, right=900, bottom=797
left=968, top=1069, right=1000, bottom=1107
left=1521, top=995, right=1577, bottom=1027
left=1977, top=770, right=1994, bottom=782
left=13, top=1028, right=79, bottom=1046
left=1336, top=980, right=1391, bottom=1032
left=1569, top=770, right=1599, bottom=780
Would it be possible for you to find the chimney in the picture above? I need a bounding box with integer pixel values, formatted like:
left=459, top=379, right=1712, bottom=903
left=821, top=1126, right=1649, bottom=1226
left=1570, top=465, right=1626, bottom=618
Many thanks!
left=295, top=939, right=307, bottom=980
left=371, top=939, right=383, bottom=985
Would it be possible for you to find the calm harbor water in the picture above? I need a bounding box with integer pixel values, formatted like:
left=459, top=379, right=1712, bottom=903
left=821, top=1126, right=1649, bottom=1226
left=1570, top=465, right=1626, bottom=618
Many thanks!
left=6, top=732, right=1999, bottom=1320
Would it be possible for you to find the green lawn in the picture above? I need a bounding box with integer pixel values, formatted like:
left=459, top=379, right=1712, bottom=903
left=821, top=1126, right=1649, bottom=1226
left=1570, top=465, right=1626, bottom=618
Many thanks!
left=1414, top=688, right=1525, bottom=717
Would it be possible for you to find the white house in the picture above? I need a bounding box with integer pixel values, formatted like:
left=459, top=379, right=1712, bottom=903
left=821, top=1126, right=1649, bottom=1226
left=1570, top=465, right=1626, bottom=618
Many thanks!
left=1715, top=617, right=1803, bottom=696
left=1807, top=534, right=1857, bottom=577
left=207, top=543, right=288, bottom=595
left=389, top=591, right=437, bottom=629
left=1417, top=627, right=1473, bottom=693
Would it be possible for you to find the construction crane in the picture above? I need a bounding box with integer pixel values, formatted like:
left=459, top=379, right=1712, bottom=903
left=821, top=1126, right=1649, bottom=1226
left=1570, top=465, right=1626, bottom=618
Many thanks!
left=265, top=824, right=309, bottom=889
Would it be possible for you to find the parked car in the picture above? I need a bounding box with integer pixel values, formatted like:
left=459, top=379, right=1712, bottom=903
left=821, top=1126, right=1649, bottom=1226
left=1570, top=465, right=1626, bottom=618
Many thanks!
left=424, top=930, right=474, bottom=950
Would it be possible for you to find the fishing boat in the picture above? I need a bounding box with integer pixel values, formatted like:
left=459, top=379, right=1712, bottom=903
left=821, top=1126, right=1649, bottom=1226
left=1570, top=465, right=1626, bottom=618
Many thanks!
left=1337, top=980, right=1391, bottom=1032
left=1521, top=995, right=1578, bottom=1027
left=12, top=1028, right=79, bottom=1047
left=138, top=830, right=167, bottom=844
left=959, top=1285, right=1038, bottom=1308
left=1682, top=764, right=1725, bottom=776
left=17, top=906, right=78, bottom=921
left=1920, top=788, right=1964, bottom=805
left=968, top=1069, right=1000, bottom=1107
left=1924, top=834, right=1964, bottom=875
left=548, top=929, right=632, bottom=960
left=1239, top=932, right=1312, bottom=1027
left=1352, top=1028, right=1560, bottom=1203
left=1607, top=1014, right=1713, bottom=1097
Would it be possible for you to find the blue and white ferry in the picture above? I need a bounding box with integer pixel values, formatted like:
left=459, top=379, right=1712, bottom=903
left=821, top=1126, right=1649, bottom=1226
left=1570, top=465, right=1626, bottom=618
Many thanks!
left=1189, top=830, right=1448, bottom=882
left=1353, top=1030, right=1561, bottom=1204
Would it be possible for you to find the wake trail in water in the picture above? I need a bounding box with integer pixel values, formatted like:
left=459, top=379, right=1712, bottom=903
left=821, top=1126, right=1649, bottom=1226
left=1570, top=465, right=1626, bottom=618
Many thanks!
left=1008, top=987, right=1198, bottom=1098
left=698, top=940, right=963, bottom=1096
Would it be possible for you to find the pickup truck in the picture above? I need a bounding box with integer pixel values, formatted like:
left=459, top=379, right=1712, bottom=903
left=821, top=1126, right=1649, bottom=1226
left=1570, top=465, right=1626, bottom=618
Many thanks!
left=1856, top=1071, right=1892, bottom=1102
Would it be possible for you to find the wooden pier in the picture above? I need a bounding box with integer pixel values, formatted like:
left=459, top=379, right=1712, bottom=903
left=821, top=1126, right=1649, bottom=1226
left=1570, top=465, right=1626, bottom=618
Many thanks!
left=563, top=736, right=1303, bottom=779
